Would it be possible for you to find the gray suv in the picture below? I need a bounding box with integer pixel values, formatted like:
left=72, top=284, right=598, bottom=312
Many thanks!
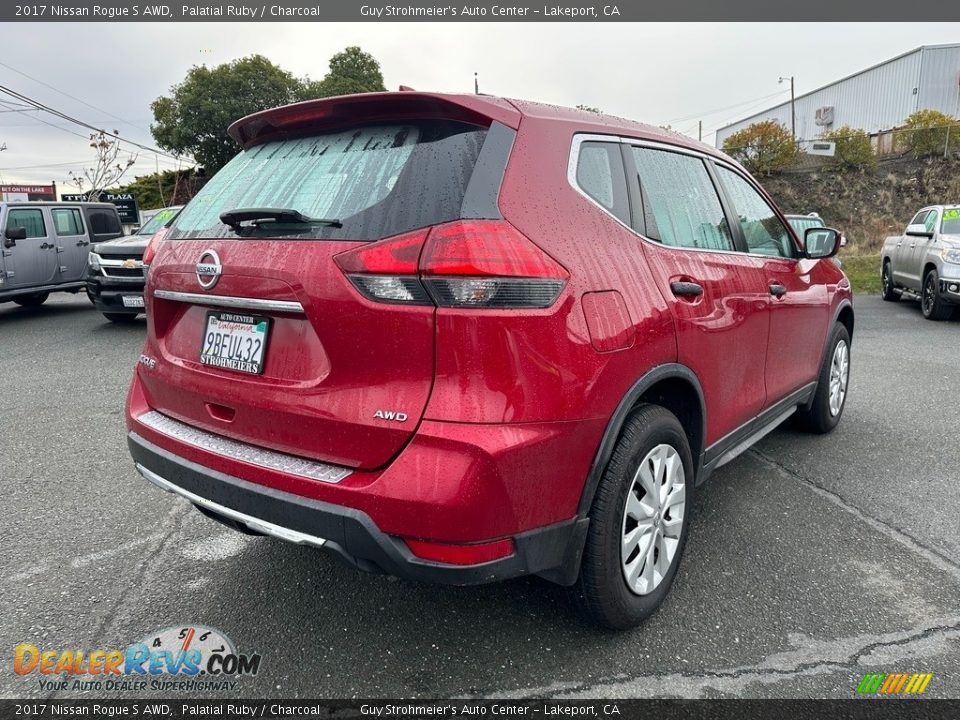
left=881, top=205, right=960, bottom=320
left=0, top=202, right=123, bottom=307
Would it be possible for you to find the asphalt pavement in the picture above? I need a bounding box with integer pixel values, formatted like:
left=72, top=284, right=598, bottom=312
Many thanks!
left=1, top=292, right=958, bottom=699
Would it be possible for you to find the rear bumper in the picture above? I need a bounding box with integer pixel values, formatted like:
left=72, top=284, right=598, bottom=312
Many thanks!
left=128, top=431, right=586, bottom=585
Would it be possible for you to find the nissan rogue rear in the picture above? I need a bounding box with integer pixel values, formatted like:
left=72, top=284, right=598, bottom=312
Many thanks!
left=126, top=91, right=853, bottom=629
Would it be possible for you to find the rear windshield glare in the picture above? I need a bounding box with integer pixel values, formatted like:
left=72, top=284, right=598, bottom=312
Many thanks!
left=168, top=120, right=487, bottom=241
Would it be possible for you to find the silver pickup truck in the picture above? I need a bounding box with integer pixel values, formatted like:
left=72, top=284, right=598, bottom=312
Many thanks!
left=881, top=205, right=960, bottom=320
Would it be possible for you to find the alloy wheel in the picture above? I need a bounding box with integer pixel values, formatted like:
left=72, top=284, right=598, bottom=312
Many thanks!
left=828, top=339, right=849, bottom=417
left=621, top=443, right=686, bottom=596
left=922, top=275, right=936, bottom=316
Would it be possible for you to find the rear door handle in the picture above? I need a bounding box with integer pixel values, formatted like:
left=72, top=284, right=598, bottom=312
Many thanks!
left=670, top=281, right=704, bottom=297
left=769, top=283, right=788, bottom=298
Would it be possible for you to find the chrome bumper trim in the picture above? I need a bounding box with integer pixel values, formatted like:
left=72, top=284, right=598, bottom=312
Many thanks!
left=136, top=410, right=351, bottom=484
left=135, top=463, right=328, bottom=548
left=153, top=289, right=304, bottom=314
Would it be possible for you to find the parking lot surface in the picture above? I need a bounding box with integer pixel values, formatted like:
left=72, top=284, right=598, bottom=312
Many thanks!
left=2, top=293, right=958, bottom=699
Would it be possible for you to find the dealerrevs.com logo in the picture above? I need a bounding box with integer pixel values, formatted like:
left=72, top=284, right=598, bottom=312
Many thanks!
left=14, top=625, right=262, bottom=693
left=856, top=672, right=934, bottom=696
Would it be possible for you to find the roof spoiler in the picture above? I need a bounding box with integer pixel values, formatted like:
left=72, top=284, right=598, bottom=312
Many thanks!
left=228, top=91, right=521, bottom=149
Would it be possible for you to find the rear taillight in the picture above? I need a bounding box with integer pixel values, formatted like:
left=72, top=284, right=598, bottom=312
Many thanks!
left=334, top=228, right=432, bottom=305
left=334, top=221, right=568, bottom=309
left=142, top=226, right=169, bottom=268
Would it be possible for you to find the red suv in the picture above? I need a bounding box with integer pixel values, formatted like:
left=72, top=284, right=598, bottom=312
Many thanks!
left=126, top=92, right=853, bottom=628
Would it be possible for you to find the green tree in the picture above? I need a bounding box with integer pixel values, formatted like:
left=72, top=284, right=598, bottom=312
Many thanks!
left=299, top=46, right=386, bottom=99
left=898, top=109, right=960, bottom=158
left=151, top=49, right=387, bottom=174
left=112, top=168, right=206, bottom=210
left=151, top=55, right=303, bottom=173
left=820, top=126, right=877, bottom=170
left=576, top=104, right=601, bottom=114
left=722, top=120, right=799, bottom=175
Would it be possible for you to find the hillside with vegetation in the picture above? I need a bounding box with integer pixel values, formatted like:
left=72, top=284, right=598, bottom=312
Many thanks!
left=764, top=156, right=960, bottom=254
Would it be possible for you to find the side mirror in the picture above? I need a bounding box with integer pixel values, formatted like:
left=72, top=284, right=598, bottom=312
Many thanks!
left=906, top=223, right=933, bottom=238
left=5, top=226, right=27, bottom=241
left=804, top=227, right=841, bottom=259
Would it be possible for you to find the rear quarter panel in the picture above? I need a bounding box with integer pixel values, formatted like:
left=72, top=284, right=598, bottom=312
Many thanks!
left=437, top=115, right=677, bottom=425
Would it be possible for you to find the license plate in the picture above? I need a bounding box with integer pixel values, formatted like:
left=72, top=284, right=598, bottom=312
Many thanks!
left=199, top=311, right=270, bottom=375
left=122, top=295, right=145, bottom=308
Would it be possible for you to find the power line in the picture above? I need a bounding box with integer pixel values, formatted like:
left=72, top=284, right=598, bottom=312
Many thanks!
left=0, top=83, right=188, bottom=162
left=700, top=92, right=806, bottom=142
left=0, top=60, right=154, bottom=135
left=0, top=99, right=89, bottom=141
left=0, top=159, right=95, bottom=170
left=661, top=89, right=788, bottom=127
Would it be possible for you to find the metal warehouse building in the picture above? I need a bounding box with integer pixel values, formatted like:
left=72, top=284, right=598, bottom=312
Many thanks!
left=715, top=44, right=960, bottom=148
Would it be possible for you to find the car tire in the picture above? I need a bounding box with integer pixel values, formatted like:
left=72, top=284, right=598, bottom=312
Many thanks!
left=921, top=269, right=953, bottom=321
left=881, top=261, right=898, bottom=302
left=103, top=312, right=139, bottom=324
left=13, top=292, right=49, bottom=307
left=573, top=404, right=694, bottom=630
left=795, top=323, right=851, bottom=434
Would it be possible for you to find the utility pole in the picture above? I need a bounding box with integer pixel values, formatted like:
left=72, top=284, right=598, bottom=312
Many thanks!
left=780, top=75, right=796, bottom=142
left=474, top=72, right=479, bottom=95
left=698, top=120, right=702, bottom=142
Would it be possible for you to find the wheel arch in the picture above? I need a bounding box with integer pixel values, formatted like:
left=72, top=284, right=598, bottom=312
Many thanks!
left=576, top=364, right=707, bottom=519
left=804, top=299, right=854, bottom=413
left=836, top=302, right=854, bottom=342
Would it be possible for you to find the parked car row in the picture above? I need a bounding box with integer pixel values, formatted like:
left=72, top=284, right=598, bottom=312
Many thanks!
left=0, top=201, right=181, bottom=321
left=881, top=204, right=960, bottom=320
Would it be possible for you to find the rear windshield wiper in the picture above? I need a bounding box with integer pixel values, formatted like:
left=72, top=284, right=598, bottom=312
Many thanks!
left=219, top=208, right=343, bottom=231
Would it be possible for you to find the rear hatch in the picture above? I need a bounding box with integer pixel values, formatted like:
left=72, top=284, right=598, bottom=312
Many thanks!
left=140, top=94, right=519, bottom=470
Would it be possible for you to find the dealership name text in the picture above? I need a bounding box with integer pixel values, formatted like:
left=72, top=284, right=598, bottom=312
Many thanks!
left=15, top=3, right=620, bottom=18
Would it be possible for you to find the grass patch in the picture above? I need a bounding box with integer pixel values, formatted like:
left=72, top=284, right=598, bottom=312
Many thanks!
left=839, top=253, right=881, bottom=295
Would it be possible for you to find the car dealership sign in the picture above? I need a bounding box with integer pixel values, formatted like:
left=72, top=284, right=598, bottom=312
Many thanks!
left=62, top=191, right=140, bottom=224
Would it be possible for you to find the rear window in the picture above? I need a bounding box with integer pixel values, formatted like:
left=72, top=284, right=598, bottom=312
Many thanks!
left=168, top=120, right=488, bottom=241
left=87, top=208, right=122, bottom=236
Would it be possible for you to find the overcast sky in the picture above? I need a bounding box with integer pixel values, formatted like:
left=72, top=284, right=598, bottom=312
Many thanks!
left=1, top=22, right=958, bottom=190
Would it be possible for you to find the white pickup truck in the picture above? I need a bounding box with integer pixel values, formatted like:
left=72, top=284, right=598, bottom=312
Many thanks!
left=881, top=205, right=960, bottom=320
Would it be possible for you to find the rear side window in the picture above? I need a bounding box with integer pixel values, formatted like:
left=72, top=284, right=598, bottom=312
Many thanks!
left=574, top=141, right=630, bottom=224
left=87, top=208, right=122, bottom=236
left=52, top=208, right=84, bottom=236
left=715, top=166, right=794, bottom=258
left=169, top=120, right=488, bottom=241
left=630, top=147, right=734, bottom=252
left=6, top=208, right=46, bottom=238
